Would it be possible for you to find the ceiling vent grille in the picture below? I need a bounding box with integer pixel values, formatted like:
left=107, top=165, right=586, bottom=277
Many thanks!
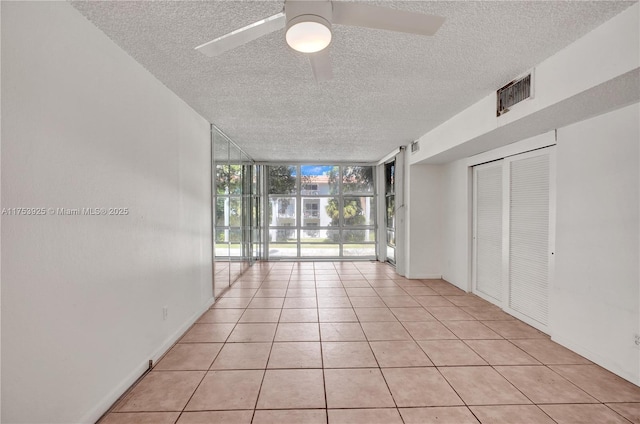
left=497, top=73, right=531, bottom=116
left=411, top=141, right=420, bottom=153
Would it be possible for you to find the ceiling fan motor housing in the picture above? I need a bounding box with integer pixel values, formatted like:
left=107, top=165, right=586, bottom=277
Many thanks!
left=285, top=1, right=333, bottom=53
left=285, top=1, right=333, bottom=23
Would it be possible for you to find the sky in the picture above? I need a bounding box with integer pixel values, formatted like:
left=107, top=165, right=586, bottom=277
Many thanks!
left=300, top=165, right=334, bottom=176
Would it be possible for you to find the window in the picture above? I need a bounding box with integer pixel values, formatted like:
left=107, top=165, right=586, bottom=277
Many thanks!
left=212, top=129, right=261, bottom=295
left=385, top=161, right=396, bottom=264
left=266, top=164, right=376, bottom=259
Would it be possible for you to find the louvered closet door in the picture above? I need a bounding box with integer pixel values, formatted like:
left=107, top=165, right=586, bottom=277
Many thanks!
left=505, top=149, right=552, bottom=327
left=473, top=161, right=503, bottom=303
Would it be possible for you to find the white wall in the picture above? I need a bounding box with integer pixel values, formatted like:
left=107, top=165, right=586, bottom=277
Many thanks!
left=411, top=94, right=497, bottom=163
left=434, top=104, right=639, bottom=384
left=552, top=103, right=639, bottom=384
left=410, top=2, right=639, bottom=165
left=402, top=1, right=638, bottom=386
left=498, top=2, right=639, bottom=127
left=405, top=164, right=443, bottom=279
left=440, top=159, right=471, bottom=291
left=1, top=3, right=213, bottom=423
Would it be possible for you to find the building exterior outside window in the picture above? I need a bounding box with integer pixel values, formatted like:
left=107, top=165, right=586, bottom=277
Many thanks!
left=267, top=164, right=376, bottom=259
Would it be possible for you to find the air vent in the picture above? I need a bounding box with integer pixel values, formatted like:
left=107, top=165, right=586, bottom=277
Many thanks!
left=410, top=141, right=420, bottom=153
left=497, top=73, right=531, bottom=116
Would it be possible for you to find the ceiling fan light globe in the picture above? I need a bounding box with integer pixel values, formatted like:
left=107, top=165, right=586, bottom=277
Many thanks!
left=286, top=16, right=332, bottom=53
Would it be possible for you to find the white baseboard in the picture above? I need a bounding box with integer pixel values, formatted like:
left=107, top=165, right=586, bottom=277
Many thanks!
left=149, top=297, right=216, bottom=365
left=551, top=333, right=640, bottom=386
left=441, top=278, right=470, bottom=293
left=406, top=274, right=443, bottom=280
left=81, top=297, right=215, bottom=423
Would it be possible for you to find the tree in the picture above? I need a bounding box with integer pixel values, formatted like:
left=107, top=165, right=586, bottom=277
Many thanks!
left=268, top=165, right=296, bottom=213
left=215, top=164, right=245, bottom=242
left=342, top=166, right=374, bottom=194
left=325, top=166, right=373, bottom=242
left=215, top=164, right=243, bottom=195
left=268, top=165, right=296, bottom=241
left=268, top=165, right=296, bottom=194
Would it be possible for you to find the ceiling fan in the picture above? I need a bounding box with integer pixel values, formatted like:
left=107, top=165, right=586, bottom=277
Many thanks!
left=195, top=1, right=445, bottom=82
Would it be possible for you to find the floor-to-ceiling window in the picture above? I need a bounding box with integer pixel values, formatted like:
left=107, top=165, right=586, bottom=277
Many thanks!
left=212, top=127, right=259, bottom=296
left=267, top=165, right=298, bottom=257
left=266, top=164, right=376, bottom=259
left=213, top=134, right=379, bottom=283
left=385, top=160, right=396, bottom=264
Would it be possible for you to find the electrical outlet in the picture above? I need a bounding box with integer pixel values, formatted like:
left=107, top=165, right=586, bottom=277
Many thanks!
left=635, top=334, right=640, bottom=347
left=162, top=306, right=168, bottom=321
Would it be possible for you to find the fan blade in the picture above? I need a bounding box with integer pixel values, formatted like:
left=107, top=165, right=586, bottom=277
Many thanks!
left=332, top=3, right=444, bottom=36
left=195, top=12, right=286, bottom=57
left=309, top=49, right=333, bottom=82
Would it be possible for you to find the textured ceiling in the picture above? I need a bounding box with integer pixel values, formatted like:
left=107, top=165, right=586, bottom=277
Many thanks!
left=71, top=1, right=635, bottom=162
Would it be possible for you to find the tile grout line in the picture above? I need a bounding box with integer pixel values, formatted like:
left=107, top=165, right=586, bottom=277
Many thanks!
left=103, top=261, right=640, bottom=423
left=602, top=404, right=635, bottom=424
left=212, top=261, right=272, bottom=424
left=250, top=264, right=291, bottom=422
left=318, top=262, right=332, bottom=422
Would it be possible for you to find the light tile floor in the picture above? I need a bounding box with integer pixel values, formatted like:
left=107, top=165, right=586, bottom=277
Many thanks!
left=100, top=261, right=640, bottom=424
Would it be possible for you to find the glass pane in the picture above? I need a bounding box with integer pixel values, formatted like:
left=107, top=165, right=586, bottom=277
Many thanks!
left=252, top=196, right=260, bottom=223
left=324, top=197, right=341, bottom=228
left=302, top=199, right=320, bottom=216
left=302, top=198, right=320, bottom=225
left=343, top=166, right=374, bottom=193
left=242, top=164, right=252, bottom=196
left=215, top=164, right=244, bottom=195
left=387, top=230, right=396, bottom=247
left=228, top=197, right=242, bottom=227
left=228, top=165, right=243, bottom=195
left=229, top=242, right=243, bottom=258
left=301, top=227, right=330, bottom=241
left=252, top=165, right=260, bottom=193
left=385, top=162, right=395, bottom=195
left=269, top=165, right=297, bottom=194
left=242, top=227, right=252, bottom=258
left=386, top=196, right=395, bottom=228
left=387, top=246, right=396, bottom=263
left=242, top=196, right=251, bottom=228
left=214, top=229, right=230, bottom=256
left=301, top=165, right=337, bottom=195
left=341, top=229, right=376, bottom=243
left=228, top=228, right=242, bottom=244
left=229, top=142, right=242, bottom=166
left=269, top=228, right=297, bottom=243
left=215, top=164, right=228, bottom=194
left=224, top=162, right=382, bottom=260
left=301, top=244, right=339, bottom=257
left=215, top=197, right=226, bottom=226
left=269, top=243, right=298, bottom=257
left=213, top=131, right=229, bottom=161
left=268, top=197, right=296, bottom=227
left=344, top=197, right=374, bottom=226
left=325, top=227, right=340, bottom=243
left=343, top=244, right=376, bottom=257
